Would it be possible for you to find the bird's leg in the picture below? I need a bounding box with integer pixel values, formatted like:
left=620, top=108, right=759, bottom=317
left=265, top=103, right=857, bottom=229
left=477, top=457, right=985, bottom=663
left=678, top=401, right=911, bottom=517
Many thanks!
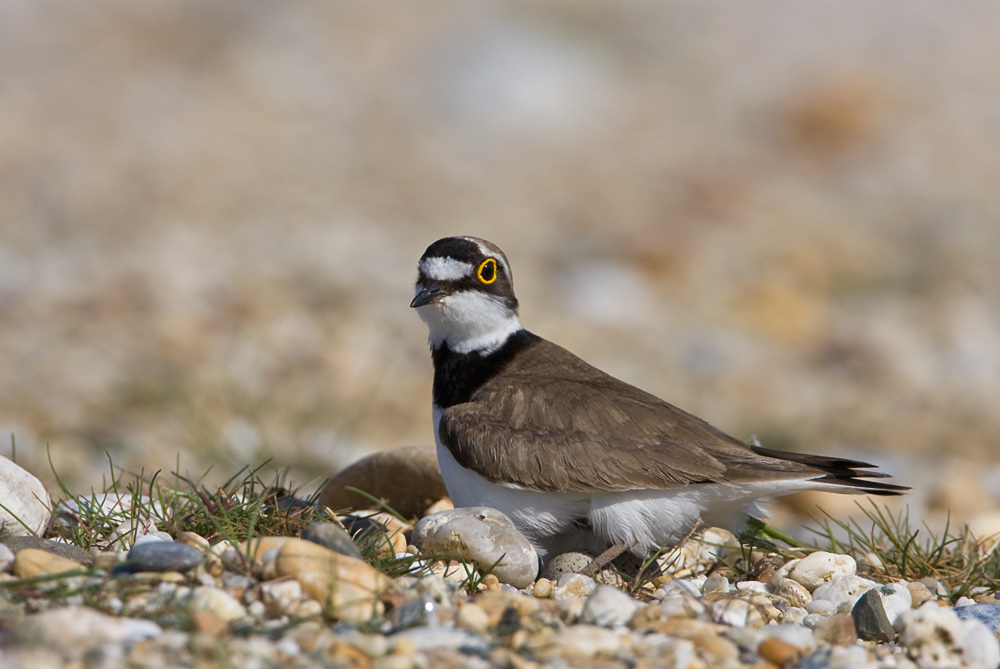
left=586, top=543, right=630, bottom=575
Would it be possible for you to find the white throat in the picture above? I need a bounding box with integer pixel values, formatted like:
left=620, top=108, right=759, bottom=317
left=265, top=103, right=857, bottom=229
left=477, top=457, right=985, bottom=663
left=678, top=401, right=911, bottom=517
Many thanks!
left=417, top=290, right=521, bottom=354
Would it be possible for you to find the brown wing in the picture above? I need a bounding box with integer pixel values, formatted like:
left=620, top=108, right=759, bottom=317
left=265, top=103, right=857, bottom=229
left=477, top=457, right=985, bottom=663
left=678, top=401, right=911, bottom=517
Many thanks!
left=439, top=338, right=906, bottom=494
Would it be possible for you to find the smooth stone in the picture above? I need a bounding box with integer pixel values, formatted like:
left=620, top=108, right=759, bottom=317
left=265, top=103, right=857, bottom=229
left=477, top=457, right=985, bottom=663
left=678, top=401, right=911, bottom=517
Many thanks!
left=554, top=572, right=596, bottom=600
left=797, top=645, right=872, bottom=669
left=812, top=612, right=858, bottom=646
left=876, top=581, right=912, bottom=624
left=13, top=548, right=85, bottom=578
left=18, top=606, right=161, bottom=656
left=811, top=575, right=877, bottom=608
left=338, top=512, right=408, bottom=559
left=906, top=581, right=934, bottom=607
left=412, top=507, right=538, bottom=589
left=701, top=573, right=730, bottom=595
left=756, top=623, right=817, bottom=652
left=0, top=543, right=13, bottom=571
left=776, top=552, right=856, bottom=592
left=390, top=626, right=488, bottom=653
left=581, top=585, right=641, bottom=627
left=851, top=588, right=895, bottom=642
left=124, top=541, right=203, bottom=573
left=896, top=602, right=1000, bottom=669
left=2, top=536, right=94, bottom=567
left=455, top=602, right=490, bottom=632
left=274, top=537, right=388, bottom=623
left=317, top=446, right=447, bottom=519
left=757, top=637, right=801, bottom=666
left=259, top=579, right=304, bottom=614
left=954, top=603, right=1000, bottom=632
left=551, top=624, right=621, bottom=657
left=776, top=579, right=812, bottom=607
left=188, top=586, right=247, bottom=622
left=300, top=521, right=364, bottom=560
left=0, top=456, right=51, bottom=537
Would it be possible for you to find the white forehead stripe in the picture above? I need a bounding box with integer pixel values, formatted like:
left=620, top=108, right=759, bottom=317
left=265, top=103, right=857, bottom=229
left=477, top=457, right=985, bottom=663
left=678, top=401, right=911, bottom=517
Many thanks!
left=420, top=256, right=473, bottom=281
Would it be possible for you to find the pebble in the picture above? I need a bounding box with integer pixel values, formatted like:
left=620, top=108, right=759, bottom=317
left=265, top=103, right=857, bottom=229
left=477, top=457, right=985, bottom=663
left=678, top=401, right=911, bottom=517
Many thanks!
left=954, top=603, right=1000, bottom=632
left=316, top=446, right=448, bottom=519
left=896, top=601, right=1000, bottom=669
left=776, top=578, right=812, bottom=607
left=274, top=537, right=388, bottom=623
left=775, top=552, right=856, bottom=591
left=123, top=540, right=203, bottom=573
left=906, top=581, right=934, bottom=607
left=581, top=585, right=641, bottom=627
left=411, top=507, right=538, bottom=589
left=0, top=456, right=52, bottom=538
left=850, top=588, right=895, bottom=642
left=13, top=548, right=85, bottom=578
left=876, top=581, right=912, bottom=624
left=299, top=521, right=364, bottom=559
left=554, top=572, right=596, bottom=600
left=0, top=543, right=13, bottom=571
left=2, top=536, right=95, bottom=567
left=811, top=575, right=877, bottom=608
left=812, top=612, right=857, bottom=646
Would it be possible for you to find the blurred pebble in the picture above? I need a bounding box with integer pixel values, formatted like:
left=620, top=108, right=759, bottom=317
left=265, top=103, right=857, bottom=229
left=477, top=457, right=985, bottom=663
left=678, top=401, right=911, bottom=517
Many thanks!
left=0, top=456, right=51, bottom=538
left=581, top=585, right=640, bottom=627
left=2, top=536, right=94, bottom=566
left=300, top=521, right=364, bottom=560
left=896, top=602, right=1000, bottom=669
left=124, top=541, right=203, bottom=573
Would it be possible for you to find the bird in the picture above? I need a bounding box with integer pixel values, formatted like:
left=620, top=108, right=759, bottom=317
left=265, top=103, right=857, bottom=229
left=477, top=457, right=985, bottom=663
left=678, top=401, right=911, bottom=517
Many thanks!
left=410, top=235, right=906, bottom=567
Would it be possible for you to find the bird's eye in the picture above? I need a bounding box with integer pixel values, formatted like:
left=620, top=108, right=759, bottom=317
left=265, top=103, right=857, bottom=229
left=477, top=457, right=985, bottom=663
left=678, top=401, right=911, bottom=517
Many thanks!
left=477, top=258, right=497, bottom=284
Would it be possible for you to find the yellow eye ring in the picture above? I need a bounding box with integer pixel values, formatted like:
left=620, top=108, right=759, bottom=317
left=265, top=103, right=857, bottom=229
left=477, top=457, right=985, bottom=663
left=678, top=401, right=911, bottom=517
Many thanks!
left=477, top=258, right=497, bottom=284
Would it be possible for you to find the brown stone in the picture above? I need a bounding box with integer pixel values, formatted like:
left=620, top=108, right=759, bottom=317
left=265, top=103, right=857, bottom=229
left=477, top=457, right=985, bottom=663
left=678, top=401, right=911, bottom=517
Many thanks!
left=274, top=537, right=388, bottom=623
left=317, top=446, right=447, bottom=519
left=13, top=548, right=85, bottom=578
left=758, top=637, right=801, bottom=665
left=813, top=612, right=858, bottom=646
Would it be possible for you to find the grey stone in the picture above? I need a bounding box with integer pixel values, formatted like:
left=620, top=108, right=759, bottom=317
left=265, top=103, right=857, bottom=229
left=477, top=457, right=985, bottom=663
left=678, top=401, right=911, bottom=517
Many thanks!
left=2, top=536, right=95, bottom=567
left=317, top=446, right=446, bottom=519
left=412, top=506, right=538, bottom=589
left=851, top=588, right=895, bottom=643
left=0, top=456, right=51, bottom=537
left=123, top=540, right=203, bottom=573
left=300, top=521, right=364, bottom=560
left=581, top=585, right=641, bottom=627
left=955, top=603, right=1000, bottom=633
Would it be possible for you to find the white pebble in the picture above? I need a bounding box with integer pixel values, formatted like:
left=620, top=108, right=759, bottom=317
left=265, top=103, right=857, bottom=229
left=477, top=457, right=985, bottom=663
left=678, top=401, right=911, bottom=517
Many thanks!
left=581, top=585, right=641, bottom=627
left=896, top=602, right=1000, bottom=669
left=811, top=575, right=877, bottom=608
left=782, top=552, right=856, bottom=591
left=877, top=582, right=912, bottom=625
left=554, top=573, right=596, bottom=600
left=805, top=599, right=837, bottom=616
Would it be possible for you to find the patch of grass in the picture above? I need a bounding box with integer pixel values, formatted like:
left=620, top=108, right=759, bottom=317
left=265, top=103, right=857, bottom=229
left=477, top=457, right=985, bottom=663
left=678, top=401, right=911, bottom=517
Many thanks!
left=46, top=452, right=329, bottom=552
left=808, top=501, right=1000, bottom=603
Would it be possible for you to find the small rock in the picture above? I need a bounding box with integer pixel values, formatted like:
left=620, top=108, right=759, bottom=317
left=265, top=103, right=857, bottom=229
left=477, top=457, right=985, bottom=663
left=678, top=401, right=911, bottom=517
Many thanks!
left=0, top=543, right=13, bottom=572
left=581, top=585, right=641, bottom=627
left=896, top=602, right=1000, bottom=669
left=797, top=645, right=872, bottom=669
left=811, top=575, right=877, bottom=608
left=18, top=606, right=161, bottom=658
left=758, top=637, right=801, bottom=665
left=2, top=536, right=94, bottom=567
left=812, top=612, right=858, bottom=646
left=776, top=579, right=812, bottom=607
left=954, top=603, right=1000, bottom=633
left=710, top=596, right=764, bottom=627
left=851, top=588, right=895, bottom=642
left=317, top=446, right=447, bottom=519
left=554, top=572, right=596, bottom=600
left=123, top=541, right=203, bottom=573
left=188, top=586, right=247, bottom=622
left=412, top=507, right=538, bottom=589
left=532, top=577, right=554, bottom=598
left=275, top=537, right=388, bottom=623
left=389, top=627, right=488, bottom=653
left=701, top=573, right=730, bottom=595
left=551, top=624, right=621, bottom=658
left=300, top=521, right=364, bottom=560
left=259, top=579, right=304, bottom=614
left=0, top=456, right=51, bottom=538
left=877, top=581, right=912, bottom=624
left=13, top=548, right=85, bottom=578
left=776, top=552, right=856, bottom=591
left=455, top=602, right=490, bottom=632
left=906, top=581, right=934, bottom=608
left=339, top=512, right=409, bottom=558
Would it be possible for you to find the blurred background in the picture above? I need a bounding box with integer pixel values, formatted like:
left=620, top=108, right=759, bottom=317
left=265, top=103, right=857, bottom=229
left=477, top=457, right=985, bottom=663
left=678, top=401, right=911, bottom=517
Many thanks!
left=2, top=2, right=999, bottom=526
